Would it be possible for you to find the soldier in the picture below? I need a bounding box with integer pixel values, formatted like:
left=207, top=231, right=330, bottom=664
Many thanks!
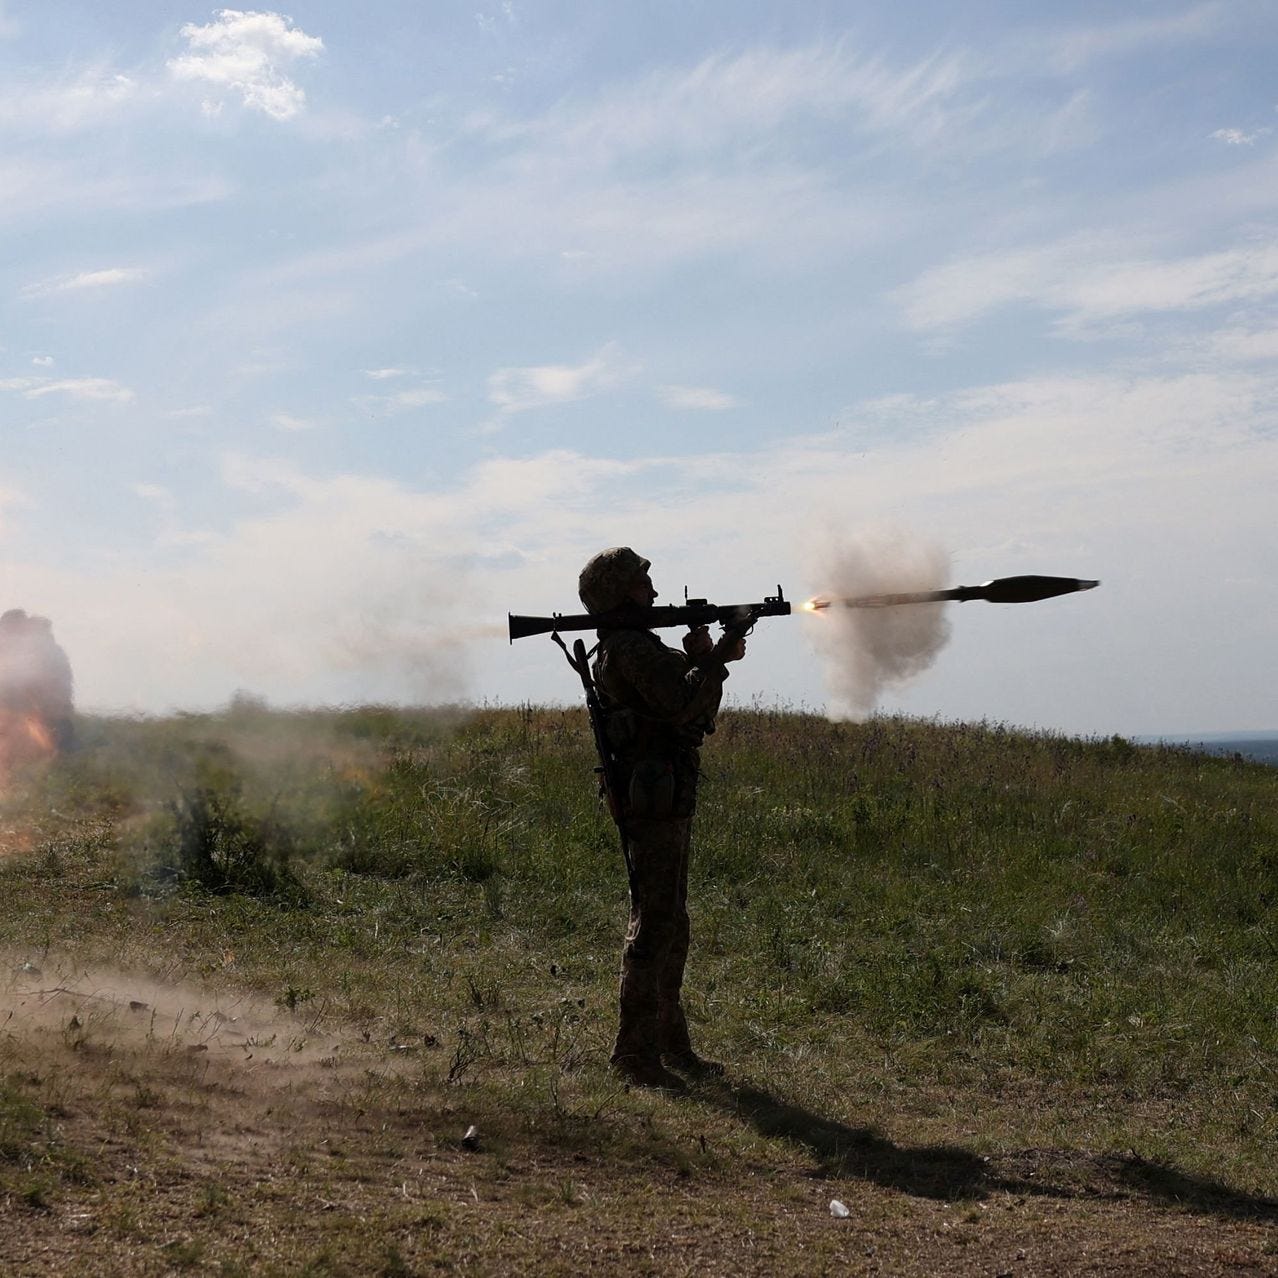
left=578, top=547, right=746, bottom=1090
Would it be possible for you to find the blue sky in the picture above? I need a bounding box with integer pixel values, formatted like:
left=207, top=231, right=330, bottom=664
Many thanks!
left=2, top=1, right=1275, bottom=734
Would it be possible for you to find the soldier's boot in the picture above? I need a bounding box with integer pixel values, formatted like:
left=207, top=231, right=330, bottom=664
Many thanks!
left=664, top=1050, right=725, bottom=1077
left=613, top=991, right=685, bottom=1092
left=659, top=1002, right=725, bottom=1078
left=662, top=1048, right=725, bottom=1077
left=610, top=1051, right=687, bottom=1092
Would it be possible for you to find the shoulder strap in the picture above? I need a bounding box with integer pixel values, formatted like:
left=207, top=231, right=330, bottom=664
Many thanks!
left=551, top=632, right=636, bottom=893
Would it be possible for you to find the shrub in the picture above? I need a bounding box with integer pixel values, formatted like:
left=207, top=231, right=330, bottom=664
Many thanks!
left=158, top=783, right=301, bottom=899
left=133, top=747, right=304, bottom=901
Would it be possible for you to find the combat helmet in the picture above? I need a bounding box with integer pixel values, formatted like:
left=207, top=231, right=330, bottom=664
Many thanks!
left=578, top=547, right=650, bottom=614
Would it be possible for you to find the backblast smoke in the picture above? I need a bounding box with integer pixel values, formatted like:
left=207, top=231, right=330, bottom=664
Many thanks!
left=805, top=531, right=951, bottom=718
left=0, top=609, right=74, bottom=786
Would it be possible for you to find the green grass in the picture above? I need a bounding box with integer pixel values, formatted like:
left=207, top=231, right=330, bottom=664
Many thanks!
left=0, top=1071, right=95, bottom=1206
left=2, top=703, right=1277, bottom=1208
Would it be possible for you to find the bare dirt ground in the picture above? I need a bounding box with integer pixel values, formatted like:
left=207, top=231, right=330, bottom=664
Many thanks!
left=2, top=956, right=1276, bottom=1276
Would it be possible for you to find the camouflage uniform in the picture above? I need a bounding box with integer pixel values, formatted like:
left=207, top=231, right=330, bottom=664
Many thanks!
left=578, top=549, right=730, bottom=1079
left=594, top=628, right=728, bottom=1073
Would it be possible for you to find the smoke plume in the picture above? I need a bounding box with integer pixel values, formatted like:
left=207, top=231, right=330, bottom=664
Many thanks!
left=327, top=620, right=505, bottom=706
left=806, top=530, right=951, bottom=718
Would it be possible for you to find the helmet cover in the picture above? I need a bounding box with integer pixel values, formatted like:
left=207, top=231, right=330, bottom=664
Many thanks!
left=578, top=547, right=651, bottom=613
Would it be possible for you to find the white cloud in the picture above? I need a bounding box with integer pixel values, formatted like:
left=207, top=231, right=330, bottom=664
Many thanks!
left=256, top=42, right=979, bottom=285
left=896, top=240, right=1088, bottom=331
left=168, top=9, right=324, bottom=122
left=21, top=267, right=149, bottom=299
left=1039, top=88, right=1098, bottom=154
left=350, top=382, right=447, bottom=415
left=31, top=355, right=54, bottom=368
left=657, top=384, right=741, bottom=411
left=7, top=359, right=1271, bottom=733
left=32, top=378, right=136, bottom=403
left=0, top=155, right=231, bottom=225
left=133, top=483, right=174, bottom=504
left=263, top=41, right=970, bottom=279
left=0, top=376, right=134, bottom=403
left=1211, top=127, right=1268, bottom=146
left=493, top=167, right=870, bottom=268
left=898, top=235, right=1278, bottom=333
left=490, top=41, right=974, bottom=163
left=475, top=2, right=517, bottom=34
left=363, top=367, right=412, bottom=380
left=0, top=352, right=1273, bottom=735
left=391, top=387, right=447, bottom=408
left=1065, top=246, right=1278, bottom=320
left=1208, top=326, right=1278, bottom=363
left=487, top=343, right=636, bottom=415
left=0, top=484, right=32, bottom=536
left=270, top=411, right=315, bottom=432
left=1047, top=4, right=1224, bottom=71
left=0, top=68, right=136, bottom=134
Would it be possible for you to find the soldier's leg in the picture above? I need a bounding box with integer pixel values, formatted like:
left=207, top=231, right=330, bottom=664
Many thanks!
left=658, top=801, right=725, bottom=1076
left=613, top=816, right=685, bottom=1088
left=656, top=817, right=692, bottom=1056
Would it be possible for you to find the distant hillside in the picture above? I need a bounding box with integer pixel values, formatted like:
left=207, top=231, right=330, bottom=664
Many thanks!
left=1139, top=733, right=1278, bottom=766
left=1196, top=739, right=1278, bottom=765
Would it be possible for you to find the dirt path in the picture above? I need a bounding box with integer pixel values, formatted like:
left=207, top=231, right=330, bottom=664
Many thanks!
left=2, top=960, right=1275, bottom=1276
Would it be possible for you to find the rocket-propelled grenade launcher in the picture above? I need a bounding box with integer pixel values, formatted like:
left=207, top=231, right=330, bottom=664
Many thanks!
left=809, top=574, right=1100, bottom=611
left=508, top=589, right=791, bottom=643
left=509, top=575, right=1100, bottom=641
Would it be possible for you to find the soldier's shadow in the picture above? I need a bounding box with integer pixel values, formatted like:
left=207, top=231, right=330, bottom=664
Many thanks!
left=695, top=1074, right=1278, bottom=1223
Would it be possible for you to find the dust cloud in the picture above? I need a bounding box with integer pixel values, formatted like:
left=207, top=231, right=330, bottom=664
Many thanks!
left=804, top=530, right=951, bottom=718
left=0, top=952, right=403, bottom=1090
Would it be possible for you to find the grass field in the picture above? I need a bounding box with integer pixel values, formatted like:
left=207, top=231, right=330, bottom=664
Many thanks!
left=1, top=704, right=1276, bottom=1275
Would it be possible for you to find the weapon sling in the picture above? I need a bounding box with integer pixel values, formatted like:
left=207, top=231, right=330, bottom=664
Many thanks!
left=551, top=632, right=637, bottom=895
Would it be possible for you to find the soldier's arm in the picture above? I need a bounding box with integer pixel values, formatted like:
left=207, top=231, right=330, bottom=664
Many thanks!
left=608, top=633, right=727, bottom=726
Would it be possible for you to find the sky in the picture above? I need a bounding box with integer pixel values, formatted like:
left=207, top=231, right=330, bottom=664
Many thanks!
left=1, top=0, right=1276, bottom=736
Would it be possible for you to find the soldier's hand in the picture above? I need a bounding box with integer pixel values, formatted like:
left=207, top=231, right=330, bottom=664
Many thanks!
left=716, top=632, right=747, bottom=663
left=683, top=625, right=714, bottom=659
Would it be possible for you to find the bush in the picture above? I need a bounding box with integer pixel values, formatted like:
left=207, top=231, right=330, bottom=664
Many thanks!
left=132, top=746, right=304, bottom=901
left=159, top=783, right=301, bottom=899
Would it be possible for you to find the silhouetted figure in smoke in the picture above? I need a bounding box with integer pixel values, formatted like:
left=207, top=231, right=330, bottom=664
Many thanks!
left=0, top=609, right=75, bottom=754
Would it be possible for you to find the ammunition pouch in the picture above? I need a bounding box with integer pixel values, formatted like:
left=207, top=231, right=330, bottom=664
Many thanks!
left=606, top=706, right=687, bottom=759
left=627, top=759, right=676, bottom=819
left=605, top=707, right=641, bottom=753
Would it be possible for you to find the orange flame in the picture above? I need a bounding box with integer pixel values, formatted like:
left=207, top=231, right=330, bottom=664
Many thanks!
left=0, top=708, right=59, bottom=790
left=801, top=597, right=831, bottom=613
left=22, top=713, right=55, bottom=753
